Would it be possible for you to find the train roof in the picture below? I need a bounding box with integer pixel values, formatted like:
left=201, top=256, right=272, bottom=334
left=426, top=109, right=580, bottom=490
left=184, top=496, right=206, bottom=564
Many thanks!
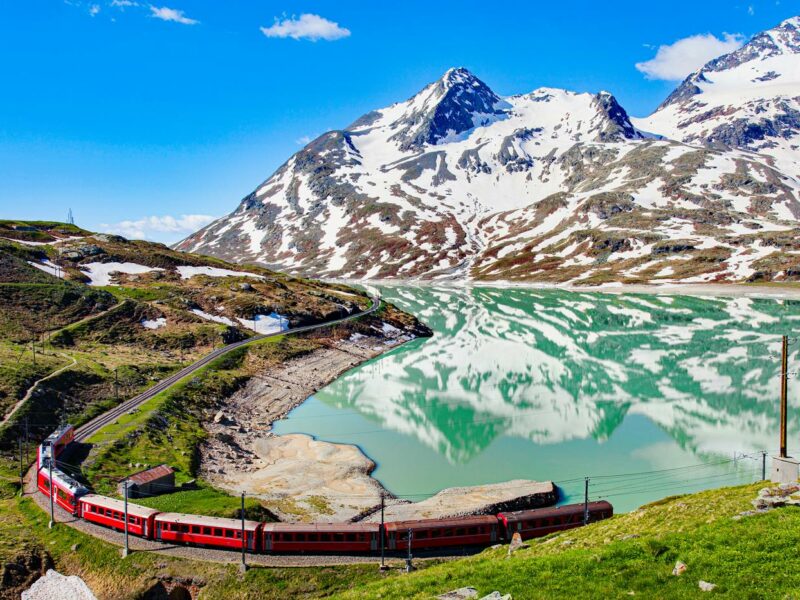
left=384, top=514, right=498, bottom=532
left=498, top=501, right=613, bottom=522
left=80, top=494, right=160, bottom=518
left=263, top=522, right=379, bottom=534
left=44, top=466, right=89, bottom=495
left=43, top=424, right=74, bottom=444
left=154, top=512, right=261, bottom=532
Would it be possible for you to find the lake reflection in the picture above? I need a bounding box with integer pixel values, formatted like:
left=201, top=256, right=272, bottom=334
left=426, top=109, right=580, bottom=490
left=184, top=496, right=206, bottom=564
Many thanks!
left=275, top=286, right=800, bottom=510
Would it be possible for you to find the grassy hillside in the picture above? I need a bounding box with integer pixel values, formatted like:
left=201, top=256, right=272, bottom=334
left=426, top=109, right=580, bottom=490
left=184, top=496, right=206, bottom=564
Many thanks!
left=330, top=481, right=799, bottom=599
left=0, top=220, right=433, bottom=597
left=1, top=479, right=796, bottom=599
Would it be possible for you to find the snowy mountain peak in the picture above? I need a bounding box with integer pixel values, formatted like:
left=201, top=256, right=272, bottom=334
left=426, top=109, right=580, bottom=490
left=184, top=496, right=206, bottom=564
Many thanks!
left=178, top=63, right=800, bottom=284
left=368, top=67, right=507, bottom=150
left=634, top=16, right=800, bottom=174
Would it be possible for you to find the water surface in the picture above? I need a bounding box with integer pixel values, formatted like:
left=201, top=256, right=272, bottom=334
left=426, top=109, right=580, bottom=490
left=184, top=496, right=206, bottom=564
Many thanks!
left=275, top=286, right=800, bottom=511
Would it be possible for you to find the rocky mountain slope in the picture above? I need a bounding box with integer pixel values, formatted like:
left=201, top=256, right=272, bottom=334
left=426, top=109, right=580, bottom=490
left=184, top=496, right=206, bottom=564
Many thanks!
left=177, top=18, right=800, bottom=284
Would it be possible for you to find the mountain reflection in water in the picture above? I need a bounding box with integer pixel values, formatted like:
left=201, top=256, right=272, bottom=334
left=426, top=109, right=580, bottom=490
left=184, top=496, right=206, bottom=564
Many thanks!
left=274, top=286, right=800, bottom=510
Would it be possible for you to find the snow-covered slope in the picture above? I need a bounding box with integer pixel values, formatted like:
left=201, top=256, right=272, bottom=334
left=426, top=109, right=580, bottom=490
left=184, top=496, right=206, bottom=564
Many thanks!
left=178, top=49, right=800, bottom=283
left=634, top=16, right=800, bottom=174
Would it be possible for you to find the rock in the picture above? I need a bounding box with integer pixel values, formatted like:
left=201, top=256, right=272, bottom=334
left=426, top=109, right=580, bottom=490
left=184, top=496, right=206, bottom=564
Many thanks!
left=698, top=581, right=716, bottom=592
left=22, top=569, right=97, bottom=600
left=437, top=587, right=479, bottom=599
left=479, top=593, right=511, bottom=600
left=214, top=410, right=225, bottom=424
left=672, top=561, right=687, bottom=576
left=507, top=532, right=528, bottom=556
left=70, top=544, right=78, bottom=552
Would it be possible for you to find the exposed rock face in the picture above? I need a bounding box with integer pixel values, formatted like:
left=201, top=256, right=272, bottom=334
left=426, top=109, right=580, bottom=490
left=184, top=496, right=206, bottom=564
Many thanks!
left=178, top=18, right=800, bottom=284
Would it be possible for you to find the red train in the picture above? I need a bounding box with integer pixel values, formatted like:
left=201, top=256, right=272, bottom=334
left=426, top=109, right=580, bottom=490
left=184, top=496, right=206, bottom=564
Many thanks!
left=37, top=424, right=74, bottom=470
left=36, top=426, right=613, bottom=555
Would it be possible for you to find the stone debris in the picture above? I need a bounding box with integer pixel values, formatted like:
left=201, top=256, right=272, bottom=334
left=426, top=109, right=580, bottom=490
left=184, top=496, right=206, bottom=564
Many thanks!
left=672, top=561, right=687, bottom=576
left=437, top=587, right=479, bottom=599
left=479, top=593, right=512, bottom=600
left=698, top=580, right=717, bottom=592
left=507, top=532, right=529, bottom=556
left=22, top=570, right=97, bottom=600
left=752, top=483, right=800, bottom=510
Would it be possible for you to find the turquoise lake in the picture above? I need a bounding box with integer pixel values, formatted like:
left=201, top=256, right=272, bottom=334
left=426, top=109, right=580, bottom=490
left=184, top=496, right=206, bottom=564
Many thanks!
left=274, top=286, right=800, bottom=512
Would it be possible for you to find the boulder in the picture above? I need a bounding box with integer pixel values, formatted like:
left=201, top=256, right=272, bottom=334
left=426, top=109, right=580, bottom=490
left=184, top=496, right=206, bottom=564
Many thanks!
left=672, top=561, right=687, bottom=576
left=507, top=532, right=529, bottom=556
left=698, top=581, right=716, bottom=592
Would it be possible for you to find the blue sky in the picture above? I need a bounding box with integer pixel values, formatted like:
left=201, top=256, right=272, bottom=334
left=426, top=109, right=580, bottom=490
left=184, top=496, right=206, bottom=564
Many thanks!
left=0, top=0, right=796, bottom=243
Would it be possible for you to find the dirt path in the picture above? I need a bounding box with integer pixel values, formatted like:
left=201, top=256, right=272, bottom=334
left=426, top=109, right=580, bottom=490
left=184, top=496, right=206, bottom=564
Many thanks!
left=1, top=352, right=77, bottom=426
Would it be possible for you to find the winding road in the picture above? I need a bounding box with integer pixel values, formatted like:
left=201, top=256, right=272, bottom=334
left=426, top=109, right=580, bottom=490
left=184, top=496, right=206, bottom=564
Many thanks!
left=74, top=295, right=381, bottom=442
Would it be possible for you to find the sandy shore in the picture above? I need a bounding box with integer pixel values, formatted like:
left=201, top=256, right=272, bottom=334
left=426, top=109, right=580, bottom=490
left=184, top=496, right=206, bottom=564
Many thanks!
left=200, top=329, right=555, bottom=523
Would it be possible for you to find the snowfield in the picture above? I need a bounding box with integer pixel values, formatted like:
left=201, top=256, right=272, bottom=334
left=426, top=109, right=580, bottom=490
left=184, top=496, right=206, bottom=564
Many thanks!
left=80, top=262, right=163, bottom=286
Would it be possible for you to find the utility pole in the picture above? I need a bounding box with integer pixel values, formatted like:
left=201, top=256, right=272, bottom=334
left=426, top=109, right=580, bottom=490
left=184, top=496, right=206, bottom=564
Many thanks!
left=780, top=335, right=789, bottom=458
left=583, top=477, right=590, bottom=525
left=240, top=492, right=247, bottom=572
left=31, top=340, right=36, bottom=368
left=762, top=451, right=767, bottom=481
left=48, top=458, right=55, bottom=528
left=405, top=529, right=413, bottom=573
left=379, top=493, right=387, bottom=571
left=122, top=480, right=130, bottom=557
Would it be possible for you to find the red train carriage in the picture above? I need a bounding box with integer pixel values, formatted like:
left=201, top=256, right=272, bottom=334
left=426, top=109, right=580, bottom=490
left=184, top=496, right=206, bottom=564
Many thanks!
left=262, top=523, right=380, bottom=553
left=37, top=467, right=89, bottom=515
left=497, top=501, right=613, bottom=541
left=154, top=513, right=262, bottom=551
left=37, top=425, right=75, bottom=470
left=79, top=494, right=160, bottom=538
left=385, top=515, right=499, bottom=550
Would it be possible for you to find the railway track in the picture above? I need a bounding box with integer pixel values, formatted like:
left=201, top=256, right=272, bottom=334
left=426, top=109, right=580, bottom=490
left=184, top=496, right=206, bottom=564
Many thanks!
left=74, top=295, right=381, bottom=442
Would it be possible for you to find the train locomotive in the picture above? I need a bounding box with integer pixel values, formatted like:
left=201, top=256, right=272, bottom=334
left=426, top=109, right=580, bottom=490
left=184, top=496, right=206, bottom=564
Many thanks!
left=36, top=425, right=613, bottom=554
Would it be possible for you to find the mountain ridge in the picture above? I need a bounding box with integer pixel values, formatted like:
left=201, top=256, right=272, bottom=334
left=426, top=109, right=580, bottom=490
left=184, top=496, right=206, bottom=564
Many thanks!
left=177, top=16, right=800, bottom=284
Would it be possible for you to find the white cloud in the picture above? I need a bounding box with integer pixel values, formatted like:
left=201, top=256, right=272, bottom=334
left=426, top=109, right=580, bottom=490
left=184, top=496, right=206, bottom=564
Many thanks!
left=110, top=0, right=140, bottom=8
left=88, top=4, right=100, bottom=16
left=635, top=32, right=744, bottom=81
left=295, top=135, right=313, bottom=145
left=261, top=13, right=350, bottom=41
left=101, top=214, right=216, bottom=242
left=149, top=6, right=199, bottom=25
left=748, top=5, right=755, bottom=15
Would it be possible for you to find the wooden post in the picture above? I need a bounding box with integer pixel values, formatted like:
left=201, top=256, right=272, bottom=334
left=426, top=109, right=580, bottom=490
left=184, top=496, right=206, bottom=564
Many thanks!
left=780, top=335, right=789, bottom=458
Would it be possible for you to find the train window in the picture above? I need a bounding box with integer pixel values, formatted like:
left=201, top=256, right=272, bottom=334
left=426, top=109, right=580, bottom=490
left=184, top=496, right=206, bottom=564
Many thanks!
left=321, top=534, right=331, bottom=542
left=214, top=528, right=222, bottom=537
left=431, top=530, right=440, bottom=538
left=203, top=527, right=211, bottom=536
left=346, top=534, right=356, bottom=542
left=333, top=533, right=344, bottom=542
left=416, top=531, right=428, bottom=539
left=455, top=528, right=465, bottom=536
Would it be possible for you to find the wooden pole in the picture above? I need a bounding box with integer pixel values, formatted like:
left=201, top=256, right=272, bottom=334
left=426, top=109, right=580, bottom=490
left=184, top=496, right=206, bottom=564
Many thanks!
left=780, top=335, right=789, bottom=458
